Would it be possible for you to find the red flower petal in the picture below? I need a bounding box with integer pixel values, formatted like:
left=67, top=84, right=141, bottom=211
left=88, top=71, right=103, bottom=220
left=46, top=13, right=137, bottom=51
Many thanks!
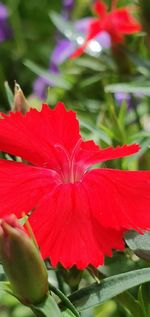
left=71, top=19, right=102, bottom=59
left=108, top=8, right=142, bottom=34
left=71, top=43, right=88, bottom=59
left=0, top=103, right=80, bottom=167
left=93, top=0, right=107, bottom=18
left=0, top=159, right=59, bottom=217
left=29, top=182, right=124, bottom=269
left=0, top=103, right=149, bottom=269
left=75, top=141, right=140, bottom=172
left=83, top=169, right=150, bottom=231
left=71, top=2, right=142, bottom=57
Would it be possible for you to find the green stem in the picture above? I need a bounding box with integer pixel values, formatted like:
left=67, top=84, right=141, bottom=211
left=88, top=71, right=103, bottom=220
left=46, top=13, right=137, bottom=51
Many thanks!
left=56, top=270, right=66, bottom=295
left=87, top=265, right=105, bottom=283
left=48, top=282, right=80, bottom=317
left=131, top=96, right=143, bottom=130
left=8, top=0, right=26, bottom=57
left=106, top=94, right=127, bottom=144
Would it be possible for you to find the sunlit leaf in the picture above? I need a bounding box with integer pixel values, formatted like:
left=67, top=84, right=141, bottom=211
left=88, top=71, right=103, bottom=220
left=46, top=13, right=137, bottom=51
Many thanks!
left=4, top=82, right=14, bottom=107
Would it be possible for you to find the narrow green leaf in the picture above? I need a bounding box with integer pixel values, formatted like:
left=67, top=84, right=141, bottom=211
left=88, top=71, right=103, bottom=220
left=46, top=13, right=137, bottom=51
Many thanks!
left=80, top=119, right=111, bottom=145
left=80, top=74, right=102, bottom=88
left=105, top=83, right=150, bottom=96
left=4, top=82, right=14, bottom=107
left=118, top=101, right=127, bottom=127
left=129, top=131, right=150, bottom=142
left=73, top=58, right=106, bottom=72
left=100, top=125, right=115, bottom=141
left=49, top=283, right=80, bottom=317
left=125, top=230, right=150, bottom=261
left=68, top=268, right=150, bottom=311
left=24, top=60, right=72, bottom=90
left=31, top=294, right=61, bottom=317
left=138, top=286, right=147, bottom=317
left=50, top=11, right=80, bottom=42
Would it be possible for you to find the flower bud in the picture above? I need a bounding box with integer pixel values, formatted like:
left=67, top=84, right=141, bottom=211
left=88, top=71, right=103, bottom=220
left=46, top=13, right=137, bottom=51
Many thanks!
left=0, top=215, right=48, bottom=305
left=12, top=82, right=30, bottom=114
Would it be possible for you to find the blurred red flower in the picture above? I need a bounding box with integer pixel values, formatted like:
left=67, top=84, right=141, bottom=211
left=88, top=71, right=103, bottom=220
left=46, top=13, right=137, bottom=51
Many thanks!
left=72, top=0, right=142, bottom=58
left=0, top=103, right=149, bottom=269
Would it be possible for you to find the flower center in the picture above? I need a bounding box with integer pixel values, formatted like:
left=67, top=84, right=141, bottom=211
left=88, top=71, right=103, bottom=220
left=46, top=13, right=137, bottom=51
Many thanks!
left=54, top=138, right=83, bottom=184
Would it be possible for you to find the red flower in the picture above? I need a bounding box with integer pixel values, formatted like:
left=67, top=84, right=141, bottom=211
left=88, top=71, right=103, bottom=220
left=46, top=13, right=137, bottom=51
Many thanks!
left=0, top=103, right=149, bottom=269
left=72, top=0, right=142, bottom=58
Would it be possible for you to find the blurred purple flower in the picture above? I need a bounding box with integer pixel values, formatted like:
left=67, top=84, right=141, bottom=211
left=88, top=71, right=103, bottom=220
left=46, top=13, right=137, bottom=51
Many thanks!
left=115, top=92, right=131, bottom=108
left=63, top=0, right=74, bottom=9
left=0, top=3, right=8, bottom=19
left=33, top=62, right=60, bottom=100
left=0, top=3, right=12, bottom=42
left=62, top=0, right=74, bottom=19
left=95, top=31, right=111, bottom=49
left=50, top=25, right=111, bottom=67
left=75, top=18, right=93, bottom=33
left=51, top=39, right=75, bottom=65
left=33, top=77, right=49, bottom=101
left=115, top=92, right=143, bottom=109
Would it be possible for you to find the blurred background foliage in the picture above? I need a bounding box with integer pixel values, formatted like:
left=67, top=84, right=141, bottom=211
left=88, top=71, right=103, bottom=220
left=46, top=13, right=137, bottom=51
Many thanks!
left=0, top=0, right=150, bottom=316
